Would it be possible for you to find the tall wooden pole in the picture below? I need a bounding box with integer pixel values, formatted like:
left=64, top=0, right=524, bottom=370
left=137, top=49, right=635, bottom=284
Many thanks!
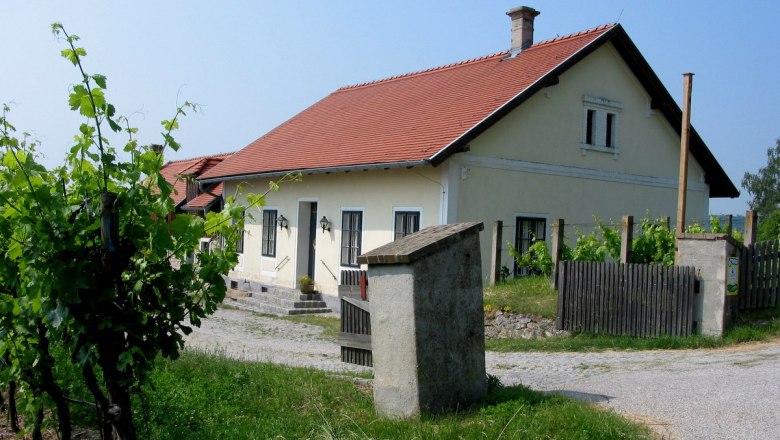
left=676, top=73, right=694, bottom=233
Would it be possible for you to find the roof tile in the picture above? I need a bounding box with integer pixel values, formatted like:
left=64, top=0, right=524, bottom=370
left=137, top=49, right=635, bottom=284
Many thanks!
left=200, top=25, right=614, bottom=180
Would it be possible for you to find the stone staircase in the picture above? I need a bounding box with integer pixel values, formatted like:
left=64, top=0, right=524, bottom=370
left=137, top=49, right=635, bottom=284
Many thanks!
left=223, top=282, right=332, bottom=316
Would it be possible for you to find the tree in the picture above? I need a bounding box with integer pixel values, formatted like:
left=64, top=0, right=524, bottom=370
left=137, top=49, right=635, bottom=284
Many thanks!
left=0, top=25, right=295, bottom=439
left=742, top=138, right=780, bottom=218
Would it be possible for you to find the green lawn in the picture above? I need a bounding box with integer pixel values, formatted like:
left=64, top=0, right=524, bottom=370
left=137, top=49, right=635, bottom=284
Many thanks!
left=139, top=351, right=649, bottom=439
left=484, top=276, right=558, bottom=318
left=484, top=276, right=780, bottom=352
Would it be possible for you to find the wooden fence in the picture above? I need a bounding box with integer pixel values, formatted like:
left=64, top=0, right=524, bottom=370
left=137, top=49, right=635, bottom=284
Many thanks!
left=339, top=297, right=372, bottom=367
left=557, top=261, right=698, bottom=337
left=740, top=240, right=780, bottom=311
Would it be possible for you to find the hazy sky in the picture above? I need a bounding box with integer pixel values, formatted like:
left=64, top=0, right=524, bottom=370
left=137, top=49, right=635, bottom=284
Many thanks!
left=1, top=1, right=778, bottom=215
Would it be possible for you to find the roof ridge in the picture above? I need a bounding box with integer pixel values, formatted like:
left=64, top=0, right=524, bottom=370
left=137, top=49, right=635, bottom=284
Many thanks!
left=163, top=152, right=234, bottom=167
left=337, top=51, right=508, bottom=92
left=335, top=23, right=616, bottom=93
left=532, top=23, right=617, bottom=48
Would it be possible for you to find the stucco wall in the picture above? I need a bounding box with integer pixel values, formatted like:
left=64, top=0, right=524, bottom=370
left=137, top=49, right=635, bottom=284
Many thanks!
left=226, top=167, right=443, bottom=296
left=452, top=42, right=710, bottom=280
left=225, top=41, right=717, bottom=291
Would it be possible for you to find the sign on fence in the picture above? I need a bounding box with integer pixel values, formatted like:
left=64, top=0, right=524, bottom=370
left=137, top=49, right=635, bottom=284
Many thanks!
left=727, top=257, right=739, bottom=296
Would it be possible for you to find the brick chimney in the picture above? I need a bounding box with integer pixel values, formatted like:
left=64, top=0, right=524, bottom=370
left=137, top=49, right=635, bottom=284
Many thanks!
left=506, top=6, right=540, bottom=57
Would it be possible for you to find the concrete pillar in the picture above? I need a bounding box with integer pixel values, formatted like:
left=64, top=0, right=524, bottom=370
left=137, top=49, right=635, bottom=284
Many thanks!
left=357, top=222, right=486, bottom=419
left=676, top=233, right=740, bottom=337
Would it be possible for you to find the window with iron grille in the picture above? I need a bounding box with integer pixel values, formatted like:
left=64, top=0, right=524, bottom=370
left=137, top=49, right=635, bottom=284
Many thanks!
left=341, top=211, right=363, bottom=267
left=262, top=209, right=277, bottom=257
left=514, top=217, right=546, bottom=276
left=394, top=211, right=420, bottom=240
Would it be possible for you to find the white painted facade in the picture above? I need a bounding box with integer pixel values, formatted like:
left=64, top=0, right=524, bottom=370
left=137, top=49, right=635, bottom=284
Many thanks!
left=227, top=42, right=714, bottom=296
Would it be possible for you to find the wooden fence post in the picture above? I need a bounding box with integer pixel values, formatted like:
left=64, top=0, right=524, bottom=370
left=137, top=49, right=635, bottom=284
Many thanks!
left=620, top=215, right=633, bottom=263
left=490, top=220, right=503, bottom=285
left=725, top=214, right=733, bottom=235
left=550, top=218, right=564, bottom=289
left=745, top=210, right=758, bottom=245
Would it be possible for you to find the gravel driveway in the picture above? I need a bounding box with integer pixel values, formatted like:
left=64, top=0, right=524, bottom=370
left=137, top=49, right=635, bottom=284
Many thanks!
left=185, top=307, right=780, bottom=440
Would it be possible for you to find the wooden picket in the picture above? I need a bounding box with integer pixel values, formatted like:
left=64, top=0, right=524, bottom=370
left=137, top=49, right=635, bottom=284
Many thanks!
left=339, top=297, right=372, bottom=367
left=557, top=261, right=697, bottom=337
left=739, top=240, right=780, bottom=311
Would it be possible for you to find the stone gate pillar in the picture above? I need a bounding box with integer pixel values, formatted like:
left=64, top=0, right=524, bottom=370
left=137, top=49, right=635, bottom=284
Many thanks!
left=357, top=222, right=486, bottom=419
left=676, top=233, right=740, bottom=337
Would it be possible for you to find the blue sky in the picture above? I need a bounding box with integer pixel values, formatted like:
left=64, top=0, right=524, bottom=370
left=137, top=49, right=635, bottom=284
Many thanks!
left=1, top=1, right=778, bottom=215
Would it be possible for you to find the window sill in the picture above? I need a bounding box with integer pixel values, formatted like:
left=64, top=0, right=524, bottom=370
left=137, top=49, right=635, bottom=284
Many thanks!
left=580, top=143, right=620, bottom=159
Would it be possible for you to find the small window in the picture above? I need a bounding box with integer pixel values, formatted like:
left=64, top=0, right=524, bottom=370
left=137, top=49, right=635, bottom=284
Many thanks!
left=262, top=209, right=277, bottom=257
left=341, top=211, right=363, bottom=267
left=606, top=112, right=615, bottom=148
left=585, top=109, right=596, bottom=145
left=394, top=211, right=420, bottom=240
left=514, top=217, right=546, bottom=277
left=582, top=95, right=622, bottom=152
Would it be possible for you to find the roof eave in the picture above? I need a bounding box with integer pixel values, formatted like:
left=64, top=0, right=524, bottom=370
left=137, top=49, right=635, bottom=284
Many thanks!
left=198, top=160, right=431, bottom=184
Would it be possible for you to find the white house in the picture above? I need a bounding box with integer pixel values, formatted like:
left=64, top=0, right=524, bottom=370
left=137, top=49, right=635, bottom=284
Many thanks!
left=199, top=7, right=738, bottom=297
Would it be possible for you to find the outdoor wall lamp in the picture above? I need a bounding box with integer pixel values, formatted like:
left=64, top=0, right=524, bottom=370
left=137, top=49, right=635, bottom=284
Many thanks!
left=277, top=214, right=288, bottom=230
left=319, top=215, right=331, bottom=233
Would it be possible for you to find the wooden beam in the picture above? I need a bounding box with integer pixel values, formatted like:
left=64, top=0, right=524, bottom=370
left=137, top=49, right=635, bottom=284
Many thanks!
left=620, top=215, right=634, bottom=263
left=338, top=333, right=372, bottom=351
left=550, top=219, right=564, bottom=289
left=490, top=221, right=503, bottom=285
left=676, top=73, right=694, bottom=233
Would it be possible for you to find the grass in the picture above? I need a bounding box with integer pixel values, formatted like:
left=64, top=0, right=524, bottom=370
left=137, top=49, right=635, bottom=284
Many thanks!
left=484, top=276, right=780, bottom=352
left=283, top=314, right=340, bottom=340
left=138, top=351, right=649, bottom=439
left=483, top=276, right=558, bottom=318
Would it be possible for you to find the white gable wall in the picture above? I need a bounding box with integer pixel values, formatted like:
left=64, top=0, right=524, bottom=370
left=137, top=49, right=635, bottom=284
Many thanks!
left=452, top=42, right=709, bottom=281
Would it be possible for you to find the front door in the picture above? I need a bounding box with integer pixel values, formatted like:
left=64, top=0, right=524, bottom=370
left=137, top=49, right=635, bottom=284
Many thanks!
left=307, top=202, right=317, bottom=278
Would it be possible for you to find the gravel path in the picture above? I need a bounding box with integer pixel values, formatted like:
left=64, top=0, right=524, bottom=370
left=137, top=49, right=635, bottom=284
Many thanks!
left=185, top=307, right=780, bottom=440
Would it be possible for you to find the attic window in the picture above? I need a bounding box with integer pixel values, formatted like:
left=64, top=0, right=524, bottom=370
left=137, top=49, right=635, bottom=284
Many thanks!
left=581, top=95, right=622, bottom=157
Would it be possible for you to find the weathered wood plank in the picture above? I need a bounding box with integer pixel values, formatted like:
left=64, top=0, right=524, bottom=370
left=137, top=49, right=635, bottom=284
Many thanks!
left=338, top=332, right=372, bottom=351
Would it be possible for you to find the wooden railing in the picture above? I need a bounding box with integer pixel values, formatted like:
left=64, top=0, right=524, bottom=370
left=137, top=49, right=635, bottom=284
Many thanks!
left=557, top=261, right=698, bottom=337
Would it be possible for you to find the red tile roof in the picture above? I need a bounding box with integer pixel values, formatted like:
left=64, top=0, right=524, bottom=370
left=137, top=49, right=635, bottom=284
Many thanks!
left=160, top=153, right=232, bottom=207
left=199, top=23, right=738, bottom=198
left=200, top=25, right=615, bottom=181
left=182, top=182, right=224, bottom=210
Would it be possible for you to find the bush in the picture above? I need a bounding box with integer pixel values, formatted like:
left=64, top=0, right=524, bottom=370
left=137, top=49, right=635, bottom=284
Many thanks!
left=508, top=240, right=552, bottom=276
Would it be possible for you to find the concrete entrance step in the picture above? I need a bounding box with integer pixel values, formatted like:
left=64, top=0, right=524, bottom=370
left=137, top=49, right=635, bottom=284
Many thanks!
left=223, top=280, right=332, bottom=316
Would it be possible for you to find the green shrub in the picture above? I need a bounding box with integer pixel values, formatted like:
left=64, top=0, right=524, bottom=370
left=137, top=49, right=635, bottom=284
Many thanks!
left=631, top=217, right=675, bottom=265
left=508, top=240, right=552, bottom=276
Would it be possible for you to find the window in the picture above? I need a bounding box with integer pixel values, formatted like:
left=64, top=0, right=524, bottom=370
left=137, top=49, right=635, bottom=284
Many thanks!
left=582, top=95, right=622, bottom=152
left=341, top=211, right=363, bottom=267
left=235, top=211, right=245, bottom=254
left=394, top=211, right=420, bottom=240
left=262, top=209, right=277, bottom=257
left=605, top=112, right=615, bottom=148
left=585, top=109, right=595, bottom=145
left=514, top=217, right=546, bottom=276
